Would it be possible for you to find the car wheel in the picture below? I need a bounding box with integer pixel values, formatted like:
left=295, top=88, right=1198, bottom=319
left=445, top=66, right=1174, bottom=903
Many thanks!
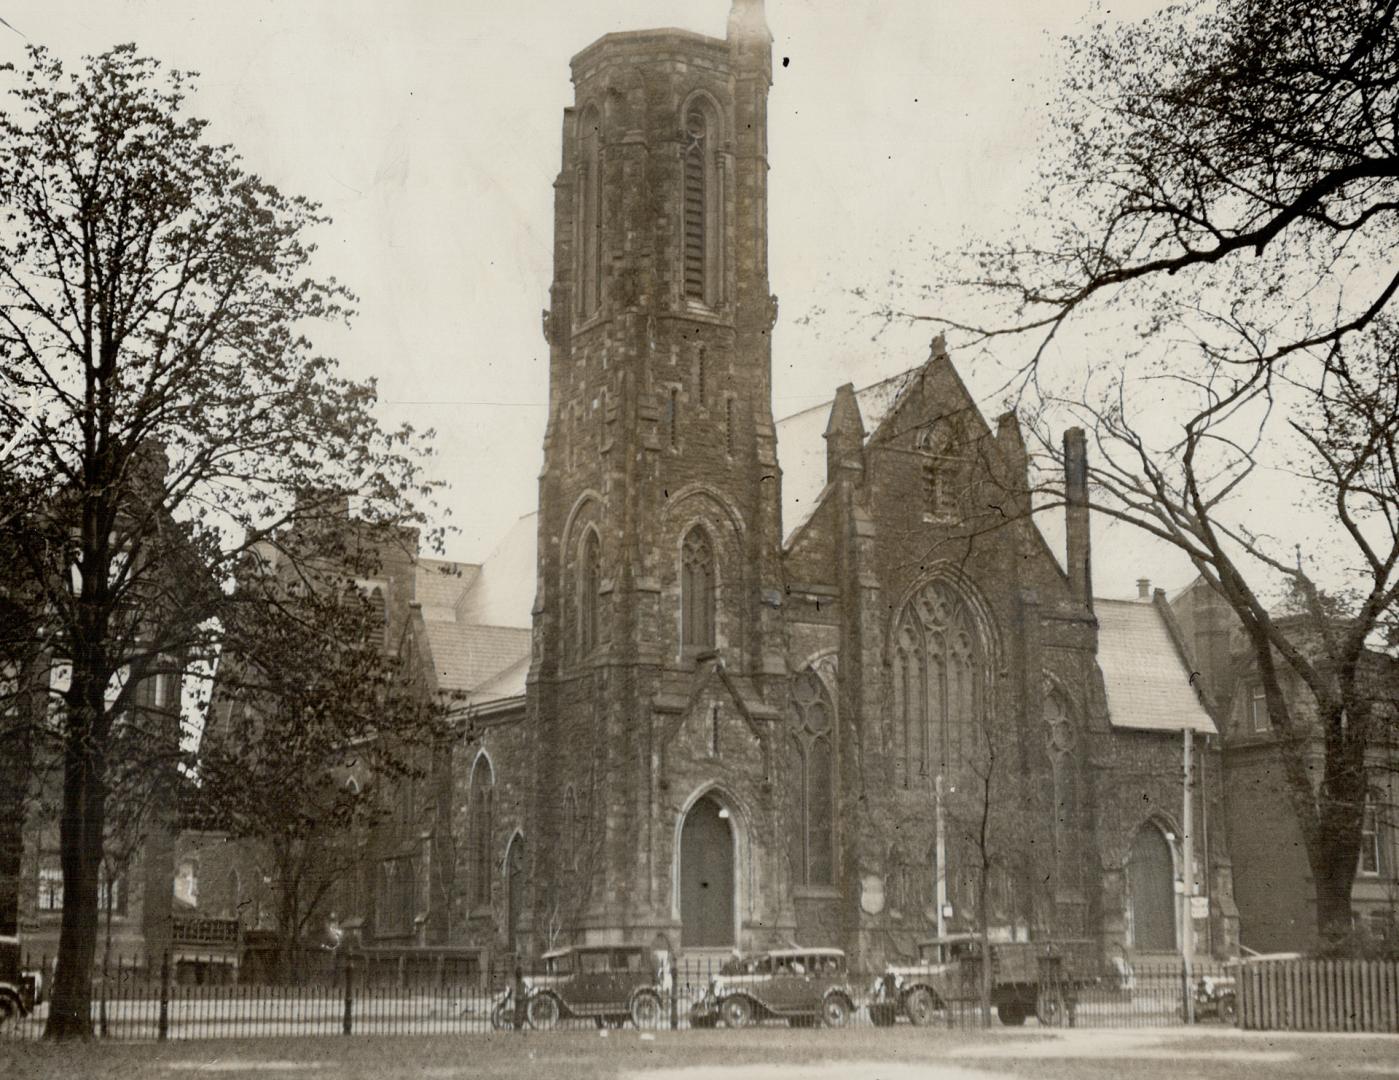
left=1036, top=988, right=1066, bottom=1027
left=904, top=986, right=938, bottom=1027
left=631, top=989, right=663, bottom=1029
left=1218, top=992, right=1238, bottom=1026
left=720, top=995, right=754, bottom=1029
left=822, top=994, right=852, bottom=1029
left=491, top=1001, right=513, bottom=1031
left=527, top=993, right=560, bottom=1029
left=997, top=1002, right=1027, bottom=1026
left=0, top=993, right=19, bottom=1029
left=869, top=1004, right=898, bottom=1027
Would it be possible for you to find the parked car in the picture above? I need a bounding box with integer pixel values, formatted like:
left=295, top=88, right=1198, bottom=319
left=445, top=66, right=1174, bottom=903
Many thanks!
left=0, top=934, right=37, bottom=1024
left=690, top=947, right=857, bottom=1029
left=1191, top=946, right=1305, bottom=1026
left=866, top=934, right=975, bottom=1026
left=508, top=945, right=669, bottom=1030
left=870, top=936, right=1100, bottom=1028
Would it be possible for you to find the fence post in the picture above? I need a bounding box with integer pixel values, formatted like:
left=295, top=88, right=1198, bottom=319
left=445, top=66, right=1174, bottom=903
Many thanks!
left=669, top=951, right=678, bottom=1031
left=157, top=951, right=171, bottom=1042
left=342, top=955, right=354, bottom=1036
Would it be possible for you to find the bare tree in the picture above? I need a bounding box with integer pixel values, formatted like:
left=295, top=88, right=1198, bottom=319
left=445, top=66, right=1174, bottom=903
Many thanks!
left=0, top=45, right=439, bottom=1037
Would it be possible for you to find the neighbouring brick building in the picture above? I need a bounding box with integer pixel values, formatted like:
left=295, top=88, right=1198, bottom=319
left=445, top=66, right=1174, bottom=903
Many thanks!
left=1169, top=577, right=1398, bottom=953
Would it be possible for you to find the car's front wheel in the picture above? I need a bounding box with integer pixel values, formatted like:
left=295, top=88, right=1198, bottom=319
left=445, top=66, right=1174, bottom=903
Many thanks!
left=1218, top=992, right=1238, bottom=1026
left=630, top=989, right=663, bottom=1029
left=527, top=993, right=560, bottom=1029
left=904, top=986, right=938, bottom=1027
left=720, top=994, right=754, bottom=1029
left=490, top=1000, right=513, bottom=1031
left=821, top=994, right=852, bottom=1029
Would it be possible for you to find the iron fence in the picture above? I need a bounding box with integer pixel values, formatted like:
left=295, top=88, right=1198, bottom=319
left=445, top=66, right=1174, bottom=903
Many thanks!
left=2, top=953, right=1240, bottom=1040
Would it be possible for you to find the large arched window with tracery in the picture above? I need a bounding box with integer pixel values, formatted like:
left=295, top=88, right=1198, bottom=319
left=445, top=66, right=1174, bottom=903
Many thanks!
left=790, top=670, right=834, bottom=886
left=681, top=100, right=722, bottom=306
left=579, top=529, right=601, bottom=655
left=892, top=581, right=988, bottom=787
left=469, top=755, right=495, bottom=910
left=680, top=526, right=716, bottom=650
left=576, top=107, right=603, bottom=318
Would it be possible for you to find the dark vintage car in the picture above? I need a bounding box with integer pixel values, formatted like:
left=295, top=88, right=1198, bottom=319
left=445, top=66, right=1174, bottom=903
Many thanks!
left=0, top=934, right=37, bottom=1024
left=870, top=935, right=1099, bottom=1027
left=495, top=945, right=669, bottom=1030
left=690, top=947, right=857, bottom=1029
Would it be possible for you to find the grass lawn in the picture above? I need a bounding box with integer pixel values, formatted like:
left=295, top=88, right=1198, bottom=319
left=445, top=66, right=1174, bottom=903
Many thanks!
left=3, top=1025, right=1395, bottom=1079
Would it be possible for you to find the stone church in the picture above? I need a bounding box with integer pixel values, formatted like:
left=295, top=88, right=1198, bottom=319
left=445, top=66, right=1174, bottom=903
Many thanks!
left=358, top=0, right=1240, bottom=971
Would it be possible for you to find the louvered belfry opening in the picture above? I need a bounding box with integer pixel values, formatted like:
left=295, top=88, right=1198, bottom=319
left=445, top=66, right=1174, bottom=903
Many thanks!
left=683, top=105, right=707, bottom=301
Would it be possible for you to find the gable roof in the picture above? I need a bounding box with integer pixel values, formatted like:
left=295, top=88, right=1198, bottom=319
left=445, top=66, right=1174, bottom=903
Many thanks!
left=1094, top=598, right=1216, bottom=734
left=775, top=368, right=921, bottom=545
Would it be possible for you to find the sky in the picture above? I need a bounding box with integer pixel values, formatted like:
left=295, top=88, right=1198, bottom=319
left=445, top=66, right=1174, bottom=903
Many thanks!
left=0, top=0, right=1200, bottom=599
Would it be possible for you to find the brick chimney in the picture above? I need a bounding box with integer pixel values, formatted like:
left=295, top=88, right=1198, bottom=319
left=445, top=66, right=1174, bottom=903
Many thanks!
left=1064, top=428, right=1093, bottom=611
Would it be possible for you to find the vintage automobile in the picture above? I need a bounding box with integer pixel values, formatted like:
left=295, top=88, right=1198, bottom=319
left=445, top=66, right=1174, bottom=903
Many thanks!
left=870, top=936, right=1099, bottom=1028
left=498, top=945, right=669, bottom=1030
left=0, top=934, right=37, bottom=1025
left=690, top=947, right=857, bottom=1029
left=866, top=933, right=976, bottom=1026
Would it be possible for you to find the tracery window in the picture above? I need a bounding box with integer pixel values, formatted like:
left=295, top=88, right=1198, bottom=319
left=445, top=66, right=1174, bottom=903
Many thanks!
left=579, top=529, right=601, bottom=655
left=917, top=421, right=968, bottom=520
left=576, top=107, right=603, bottom=318
left=892, top=580, right=987, bottom=787
left=680, top=526, right=716, bottom=650
left=469, top=755, right=495, bottom=909
left=682, top=101, right=722, bottom=306
left=790, top=670, right=834, bottom=886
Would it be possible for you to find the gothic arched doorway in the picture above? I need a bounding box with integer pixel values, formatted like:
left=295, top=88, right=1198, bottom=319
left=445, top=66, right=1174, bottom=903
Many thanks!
left=506, top=833, right=526, bottom=958
left=1127, top=824, right=1176, bottom=952
left=680, top=796, right=734, bottom=948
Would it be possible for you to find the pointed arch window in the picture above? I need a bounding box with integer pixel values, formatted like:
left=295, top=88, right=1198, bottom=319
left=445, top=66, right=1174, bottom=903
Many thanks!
left=682, top=101, right=722, bottom=306
left=892, top=581, right=987, bottom=787
left=576, top=107, right=603, bottom=318
left=917, top=421, right=969, bottom=521
left=469, top=756, right=495, bottom=910
left=579, top=529, right=601, bottom=655
left=790, top=670, right=834, bottom=886
left=680, top=526, right=716, bottom=650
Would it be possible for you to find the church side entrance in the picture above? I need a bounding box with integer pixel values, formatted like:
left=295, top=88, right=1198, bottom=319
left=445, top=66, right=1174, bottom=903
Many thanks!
left=680, top=796, right=734, bottom=948
left=1127, top=824, right=1176, bottom=952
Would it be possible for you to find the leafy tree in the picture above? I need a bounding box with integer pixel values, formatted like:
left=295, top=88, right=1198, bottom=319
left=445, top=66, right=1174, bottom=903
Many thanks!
left=913, top=0, right=1399, bottom=945
left=0, top=45, right=439, bottom=1037
left=197, top=537, right=444, bottom=982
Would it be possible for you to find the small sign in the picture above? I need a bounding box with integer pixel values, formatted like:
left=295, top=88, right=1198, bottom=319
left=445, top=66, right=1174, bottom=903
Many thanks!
left=1190, top=896, right=1209, bottom=920
left=860, top=875, right=885, bottom=915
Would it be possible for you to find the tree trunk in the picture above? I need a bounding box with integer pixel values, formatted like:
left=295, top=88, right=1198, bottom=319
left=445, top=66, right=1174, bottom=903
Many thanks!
left=44, top=733, right=107, bottom=1040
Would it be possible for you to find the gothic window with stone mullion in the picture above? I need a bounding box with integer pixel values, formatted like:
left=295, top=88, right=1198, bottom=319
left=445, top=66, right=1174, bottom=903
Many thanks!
left=893, top=582, right=983, bottom=787
left=469, top=756, right=495, bottom=910
left=680, top=526, right=716, bottom=650
left=790, top=671, right=835, bottom=887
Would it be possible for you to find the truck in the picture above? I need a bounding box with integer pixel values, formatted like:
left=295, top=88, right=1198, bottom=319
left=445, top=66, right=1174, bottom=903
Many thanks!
left=869, top=935, right=1101, bottom=1027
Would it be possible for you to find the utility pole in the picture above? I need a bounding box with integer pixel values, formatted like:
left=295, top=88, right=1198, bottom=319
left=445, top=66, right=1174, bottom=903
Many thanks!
left=1182, top=726, right=1195, bottom=1023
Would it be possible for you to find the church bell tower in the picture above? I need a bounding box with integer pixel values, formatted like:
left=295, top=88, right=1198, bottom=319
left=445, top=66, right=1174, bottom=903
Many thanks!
left=527, top=0, right=793, bottom=952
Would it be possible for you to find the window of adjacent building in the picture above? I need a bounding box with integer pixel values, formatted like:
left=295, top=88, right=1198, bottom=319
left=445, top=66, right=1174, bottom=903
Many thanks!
left=376, top=857, right=414, bottom=936
left=579, top=529, right=601, bottom=655
left=37, top=858, right=123, bottom=914
left=175, top=858, right=199, bottom=908
left=790, top=670, right=834, bottom=887
left=1249, top=683, right=1269, bottom=733
left=680, top=526, right=716, bottom=650
left=1360, top=790, right=1382, bottom=876
left=892, top=581, right=986, bottom=787
left=576, top=107, right=603, bottom=318
left=470, top=756, right=495, bottom=909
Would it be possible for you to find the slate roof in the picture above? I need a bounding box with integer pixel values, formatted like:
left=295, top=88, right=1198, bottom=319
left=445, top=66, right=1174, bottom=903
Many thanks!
left=422, top=621, right=531, bottom=694
left=1094, top=599, right=1216, bottom=734
left=413, top=513, right=535, bottom=704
